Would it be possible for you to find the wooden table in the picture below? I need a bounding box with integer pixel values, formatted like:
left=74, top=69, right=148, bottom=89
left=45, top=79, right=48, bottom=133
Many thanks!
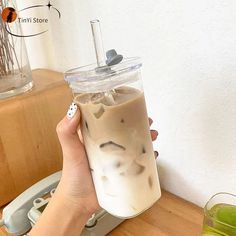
left=108, top=191, right=203, bottom=236
left=0, top=190, right=204, bottom=236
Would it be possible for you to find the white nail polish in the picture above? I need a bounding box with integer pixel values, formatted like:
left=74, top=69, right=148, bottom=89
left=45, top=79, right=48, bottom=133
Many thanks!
left=67, top=102, right=77, bottom=119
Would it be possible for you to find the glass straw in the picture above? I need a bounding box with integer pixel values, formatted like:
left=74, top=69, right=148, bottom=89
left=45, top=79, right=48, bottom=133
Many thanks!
left=90, top=19, right=116, bottom=104
left=90, top=20, right=106, bottom=67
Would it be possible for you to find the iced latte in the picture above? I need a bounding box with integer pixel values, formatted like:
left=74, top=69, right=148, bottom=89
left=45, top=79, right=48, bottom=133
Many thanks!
left=74, top=85, right=161, bottom=218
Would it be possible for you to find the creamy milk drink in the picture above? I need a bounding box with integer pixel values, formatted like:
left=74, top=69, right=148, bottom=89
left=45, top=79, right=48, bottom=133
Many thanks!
left=65, top=20, right=161, bottom=218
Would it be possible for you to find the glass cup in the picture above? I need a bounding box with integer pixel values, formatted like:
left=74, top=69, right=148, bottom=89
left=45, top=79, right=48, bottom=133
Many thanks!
left=202, top=192, right=236, bottom=236
left=65, top=57, right=161, bottom=218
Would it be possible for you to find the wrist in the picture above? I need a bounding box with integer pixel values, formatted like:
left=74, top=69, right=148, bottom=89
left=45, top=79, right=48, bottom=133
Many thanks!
left=56, top=193, right=91, bottom=218
left=55, top=179, right=99, bottom=216
left=29, top=188, right=93, bottom=236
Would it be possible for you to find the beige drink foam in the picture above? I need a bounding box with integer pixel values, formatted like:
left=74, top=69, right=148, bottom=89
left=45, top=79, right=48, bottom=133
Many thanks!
left=75, top=86, right=161, bottom=218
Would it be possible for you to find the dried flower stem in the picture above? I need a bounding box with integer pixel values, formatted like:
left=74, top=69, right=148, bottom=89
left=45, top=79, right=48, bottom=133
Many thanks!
left=0, top=0, right=22, bottom=78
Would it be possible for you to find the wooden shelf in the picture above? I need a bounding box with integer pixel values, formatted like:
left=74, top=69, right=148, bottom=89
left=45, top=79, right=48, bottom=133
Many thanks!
left=0, top=190, right=203, bottom=236
left=0, top=69, right=72, bottom=206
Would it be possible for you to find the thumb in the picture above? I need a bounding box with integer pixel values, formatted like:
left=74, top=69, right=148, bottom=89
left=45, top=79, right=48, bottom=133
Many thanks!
left=56, top=103, right=86, bottom=164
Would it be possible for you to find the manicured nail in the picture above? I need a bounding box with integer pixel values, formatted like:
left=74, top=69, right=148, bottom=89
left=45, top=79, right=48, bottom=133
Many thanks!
left=67, top=102, right=77, bottom=119
left=151, top=130, right=158, bottom=135
left=149, top=118, right=153, bottom=126
left=154, top=151, right=159, bottom=159
left=151, top=130, right=158, bottom=141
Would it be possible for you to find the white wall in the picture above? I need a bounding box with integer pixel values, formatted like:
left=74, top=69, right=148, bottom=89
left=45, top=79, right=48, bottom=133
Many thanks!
left=18, top=0, right=236, bottom=207
left=16, top=0, right=56, bottom=69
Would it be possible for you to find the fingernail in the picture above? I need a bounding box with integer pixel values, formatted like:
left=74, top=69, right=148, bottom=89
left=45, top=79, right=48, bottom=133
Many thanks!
left=67, top=102, right=78, bottom=119
left=154, top=151, right=159, bottom=159
left=151, top=130, right=158, bottom=137
left=149, top=118, right=153, bottom=126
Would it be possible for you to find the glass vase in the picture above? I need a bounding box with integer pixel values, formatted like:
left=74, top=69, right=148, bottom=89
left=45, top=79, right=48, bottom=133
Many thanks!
left=0, top=0, right=33, bottom=99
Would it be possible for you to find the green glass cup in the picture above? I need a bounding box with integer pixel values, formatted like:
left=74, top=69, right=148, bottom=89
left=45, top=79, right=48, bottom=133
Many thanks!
left=202, top=192, right=236, bottom=236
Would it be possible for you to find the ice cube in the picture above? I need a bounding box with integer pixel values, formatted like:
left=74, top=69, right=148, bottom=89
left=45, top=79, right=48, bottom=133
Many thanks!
left=91, top=93, right=105, bottom=103
left=101, top=175, right=117, bottom=197
left=90, top=92, right=116, bottom=106
left=99, top=141, right=126, bottom=152
left=93, top=106, right=105, bottom=119
left=115, top=87, right=137, bottom=94
left=148, top=176, right=153, bottom=188
left=142, top=146, right=146, bottom=154
left=104, top=92, right=116, bottom=105
left=115, top=161, right=122, bottom=168
left=121, top=161, right=145, bottom=176
left=83, top=120, right=89, bottom=132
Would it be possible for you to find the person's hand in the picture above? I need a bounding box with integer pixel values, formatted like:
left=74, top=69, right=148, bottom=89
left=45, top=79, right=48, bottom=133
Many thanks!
left=55, top=103, right=99, bottom=215
left=55, top=103, right=159, bottom=215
